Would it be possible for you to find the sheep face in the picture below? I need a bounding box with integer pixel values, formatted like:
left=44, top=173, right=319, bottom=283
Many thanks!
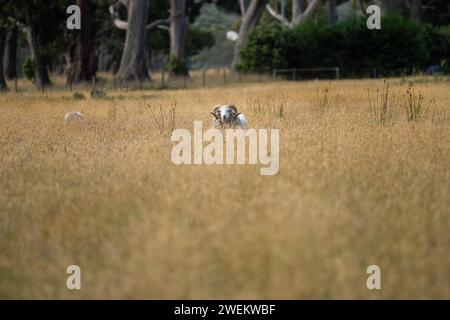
left=211, top=105, right=243, bottom=129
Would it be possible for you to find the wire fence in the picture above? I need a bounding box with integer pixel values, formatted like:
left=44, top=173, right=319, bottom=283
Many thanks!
left=272, top=67, right=340, bottom=81
left=138, top=67, right=341, bottom=90
left=7, top=66, right=449, bottom=93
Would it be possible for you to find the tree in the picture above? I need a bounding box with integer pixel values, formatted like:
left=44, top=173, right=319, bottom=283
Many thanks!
left=232, top=0, right=269, bottom=69
left=4, top=0, right=64, bottom=89
left=168, top=0, right=189, bottom=76
left=23, top=2, right=51, bottom=89
left=116, top=0, right=151, bottom=81
left=3, top=25, right=18, bottom=79
left=410, top=0, right=422, bottom=22
left=68, top=0, right=96, bottom=83
left=328, top=0, right=337, bottom=25
left=266, top=0, right=322, bottom=28
left=111, top=0, right=171, bottom=82
left=0, top=28, right=7, bottom=90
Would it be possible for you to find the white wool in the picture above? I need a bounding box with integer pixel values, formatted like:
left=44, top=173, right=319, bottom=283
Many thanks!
left=236, top=113, right=248, bottom=129
left=64, top=111, right=85, bottom=124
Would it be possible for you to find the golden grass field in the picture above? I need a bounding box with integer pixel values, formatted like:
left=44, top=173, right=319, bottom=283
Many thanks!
left=0, top=75, right=449, bottom=299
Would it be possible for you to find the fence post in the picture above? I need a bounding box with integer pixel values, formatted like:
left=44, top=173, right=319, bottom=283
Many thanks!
left=223, top=68, right=227, bottom=84
left=183, top=74, right=187, bottom=89
left=335, top=67, right=340, bottom=80
left=202, top=69, right=206, bottom=88
left=161, top=69, right=165, bottom=88
left=92, top=76, right=97, bottom=91
left=293, top=69, right=297, bottom=81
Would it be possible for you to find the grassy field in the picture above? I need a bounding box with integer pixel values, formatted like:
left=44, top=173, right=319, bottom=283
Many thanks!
left=0, top=76, right=449, bottom=299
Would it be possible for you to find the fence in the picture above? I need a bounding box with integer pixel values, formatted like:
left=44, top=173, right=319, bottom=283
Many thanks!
left=144, top=68, right=274, bottom=90
left=273, top=67, right=340, bottom=81
left=146, top=67, right=341, bottom=90
left=11, top=66, right=450, bottom=93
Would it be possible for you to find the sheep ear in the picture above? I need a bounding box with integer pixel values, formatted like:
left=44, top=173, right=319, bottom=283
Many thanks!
left=229, top=105, right=238, bottom=113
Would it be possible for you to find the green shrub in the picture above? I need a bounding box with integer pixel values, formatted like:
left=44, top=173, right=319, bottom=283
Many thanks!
left=239, top=15, right=446, bottom=77
left=166, top=55, right=189, bottom=76
left=22, top=58, right=35, bottom=81
left=73, top=91, right=85, bottom=100
left=373, top=15, right=428, bottom=75
left=424, top=25, right=450, bottom=69
left=238, top=22, right=297, bottom=73
left=188, top=26, right=215, bottom=56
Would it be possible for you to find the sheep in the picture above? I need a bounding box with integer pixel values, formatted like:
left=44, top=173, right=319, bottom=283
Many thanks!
left=64, top=111, right=85, bottom=124
left=210, top=105, right=249, bottom=129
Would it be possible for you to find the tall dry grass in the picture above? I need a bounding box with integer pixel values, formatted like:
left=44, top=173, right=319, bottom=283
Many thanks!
left=0, top=77, right=449, bottom=299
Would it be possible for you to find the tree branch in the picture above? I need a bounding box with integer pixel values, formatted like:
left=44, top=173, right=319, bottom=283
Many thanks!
left=239, top=0, right=247, bottom=16
left=109, top=2, right=172, bottom=31
left=146, top=18, right=171, bottom=31
left=109, top=4, right=128, bottom=30
left=266, top=4, right=290, bottom=27
left=267, top=0, right=321, bottom=28
left=293, top=0, right=321, bottom=25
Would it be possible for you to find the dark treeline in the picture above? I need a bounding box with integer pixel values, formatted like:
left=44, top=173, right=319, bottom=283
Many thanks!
left=239, top=15, right=450, bottom=77
left=238, top=0, right=450, bottom=77
left=0, top=0, right=217, bottom=90
left=0, top=0, right=449, bottom=91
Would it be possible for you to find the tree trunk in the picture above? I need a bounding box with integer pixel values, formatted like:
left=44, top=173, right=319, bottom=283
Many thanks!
left=292, top=0, right=306, bottom=23
left=169, top=0, right=188, bottom=77
left=410, top=0, right=422, bottom=22
left=3, top=25, right=18, bottom=80
left=232, top=0, right=269, bottom=70
left=382, top=0, right=397, bottom=13
left=25, top=5, right=51, bottom=89
left=328, top=0, right=337, bottom=25
left=117, top=0, right=150, bottom=82
left=292, top=0, right=321, bottom=26
left=68, top=0, right=96, bottom=83
left=0, top=29, right=7, bottom=91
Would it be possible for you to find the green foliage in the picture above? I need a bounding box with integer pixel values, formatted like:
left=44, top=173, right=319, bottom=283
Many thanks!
left=423, top=25, right=450, bottom=67
left=22, top=58, right=34, bottom=81
left=239, top=15, right=449, bottom=77
left=73, top=92, right=85, bottom=100
left=291, top=18, right=340, bottom=69
left=373, top=15, right=428, bottom=75
left=166, top=55, right=189, bottom=75
left=190, top=3, right=238, bottom=68
left=188, top=26, right=215, bottom=56
left=90, top=88, right=108, bottom=99
left=238, top=22, right=297, bottom=72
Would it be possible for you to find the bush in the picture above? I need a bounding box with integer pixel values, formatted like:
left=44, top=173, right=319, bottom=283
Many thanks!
left=373, top=15, right=428, bottom=75
left=239, top=15, right=448, bottom=77
left=166, top=55, right=189, bottom=76
left=423, top=25, right=450, bottom=68
left=238, top=22, right=297, bottom=73
left=22, top=58, right=35, bottom=81
left=188, top=26, right=215, bottom=56
left=291, top=19, right=339, bottom=69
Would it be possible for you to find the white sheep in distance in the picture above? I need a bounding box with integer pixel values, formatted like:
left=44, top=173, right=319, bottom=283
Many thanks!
left=64, top=111, right=85, bottom=124
left=210, top=105, right=248, bottom=129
